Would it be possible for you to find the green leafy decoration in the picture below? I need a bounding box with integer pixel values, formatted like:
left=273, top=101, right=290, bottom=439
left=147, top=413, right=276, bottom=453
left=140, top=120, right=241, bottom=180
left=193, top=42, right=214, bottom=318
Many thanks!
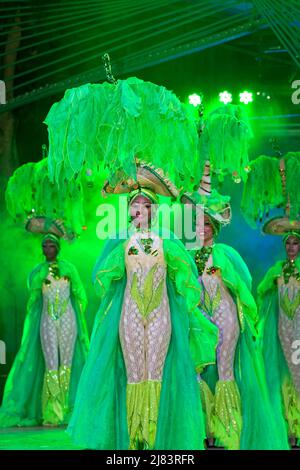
left=131, top=264, right=164, bottom=319
left=280, top=289, right=300, bottom=320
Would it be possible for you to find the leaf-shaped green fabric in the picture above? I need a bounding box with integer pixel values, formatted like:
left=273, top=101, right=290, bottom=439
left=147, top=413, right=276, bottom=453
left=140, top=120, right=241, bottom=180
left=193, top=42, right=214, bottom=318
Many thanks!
left=280, top=289, right=300, bottom=320
left=203, top=290, right=212, bottom=315
left=131, top=264, right=164, bottom=319
left=212, top=284, right=221, bottom=312
left=143, top=265, right=157, bottom=315
left=147, top=278, right=164, bottom=315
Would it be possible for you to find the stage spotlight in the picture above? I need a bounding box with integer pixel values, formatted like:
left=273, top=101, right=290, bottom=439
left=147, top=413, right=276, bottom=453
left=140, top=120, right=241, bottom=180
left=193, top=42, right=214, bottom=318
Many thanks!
left=188, top=93, right=202, bottom=107
left=219, top=91, right=232, bottom=104
left=239, top=91, right=253, bottom=104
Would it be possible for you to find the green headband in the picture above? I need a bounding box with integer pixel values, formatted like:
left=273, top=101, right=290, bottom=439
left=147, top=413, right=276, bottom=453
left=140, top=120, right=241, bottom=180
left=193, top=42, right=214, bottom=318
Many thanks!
left=42, top=233, right=61, bottom=250
left=283, top=231, right=300, bottom=244
left=128, top=188, right=159, bottom=205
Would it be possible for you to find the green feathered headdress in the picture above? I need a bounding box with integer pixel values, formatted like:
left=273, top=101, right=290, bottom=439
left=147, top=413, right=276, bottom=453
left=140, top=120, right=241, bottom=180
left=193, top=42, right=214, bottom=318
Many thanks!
left=241, top=151, right=300, bottom=231
left=199, top=104, right=253, bottom=183
left=5, top=158, right=89, bottom=236
left=44, top=77, right=201, bottom=193
left=180, top=161, right=231, bottom=228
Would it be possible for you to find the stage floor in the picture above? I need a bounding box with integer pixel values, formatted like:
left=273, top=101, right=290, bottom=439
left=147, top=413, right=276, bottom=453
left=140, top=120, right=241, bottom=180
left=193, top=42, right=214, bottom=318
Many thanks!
left=0, top=426, right=82, bottom=450
left=0, top=427, right=298, bottom=451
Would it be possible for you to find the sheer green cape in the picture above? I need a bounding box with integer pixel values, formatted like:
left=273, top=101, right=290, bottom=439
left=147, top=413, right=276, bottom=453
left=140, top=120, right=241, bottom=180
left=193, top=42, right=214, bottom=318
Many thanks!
left=201, top=243, right=289, bottom=449
left=0, top=259, right=89, bottom=427
left=257, top=257, right=300, bottom=446
left=67, top=235, right=218, bottom=450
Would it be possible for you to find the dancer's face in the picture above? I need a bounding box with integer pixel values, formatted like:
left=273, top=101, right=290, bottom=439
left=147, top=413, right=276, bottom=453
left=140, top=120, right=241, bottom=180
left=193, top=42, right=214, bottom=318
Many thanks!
left=42, top=239, right=58, bottom=262
left=285, top=235, right=300, bottom=261
left=202, top=215, right=214, bottom=245
left=129, top=195, right=153, bottom=229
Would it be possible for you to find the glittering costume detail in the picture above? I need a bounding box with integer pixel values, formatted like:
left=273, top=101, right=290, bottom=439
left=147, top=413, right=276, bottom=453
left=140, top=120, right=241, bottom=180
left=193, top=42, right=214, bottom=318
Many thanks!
left=59, top=365, right=71, bottom=422
left=40, top=272, right=77, bottom=425
left=214, top=381, right=242, bottom=450
left=199, top=379, right=214, bottom=438
left=195, top=246, right=216, bottom=276
left=131, top=265, right=164, bottom=320
left=120, top=232, right=171, bottom=449
left=279, top=276, right=300, bottom=321
left=42, top=370, right=63, bottom=425
left=282, top=259, right=300, bottom=285
left=281, top=377, right=300, bottom=438
left=198, top=253, right=241, bottom=448
left=127, top=381, right=161, bottom=449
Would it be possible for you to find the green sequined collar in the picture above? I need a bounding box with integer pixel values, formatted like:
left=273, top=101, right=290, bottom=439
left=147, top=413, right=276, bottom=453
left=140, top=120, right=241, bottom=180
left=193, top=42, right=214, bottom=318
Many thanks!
left=47, top=260, right=60, bottom=280
left=194, top=245, right=215, bottom=276
left=282, top=259, right=300, bottom=284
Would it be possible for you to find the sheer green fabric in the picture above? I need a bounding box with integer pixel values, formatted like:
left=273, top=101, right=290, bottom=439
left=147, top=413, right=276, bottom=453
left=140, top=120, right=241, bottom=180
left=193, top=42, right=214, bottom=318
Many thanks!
left=44, top=78, right=200, bottom=191
left=67, top=236, right=218, bottom=449
left=257, top=257, right=300, bottom=446
left=201, top=244, right=289, bottom=449
left=0, top=259, right=89, bottom=427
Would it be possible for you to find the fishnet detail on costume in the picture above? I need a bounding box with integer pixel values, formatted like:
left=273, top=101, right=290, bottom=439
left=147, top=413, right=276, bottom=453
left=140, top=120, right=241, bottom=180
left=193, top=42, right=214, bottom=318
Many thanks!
left=201, top=265, right=240, bottom=382
left=40, top=275, right=77, bottom=370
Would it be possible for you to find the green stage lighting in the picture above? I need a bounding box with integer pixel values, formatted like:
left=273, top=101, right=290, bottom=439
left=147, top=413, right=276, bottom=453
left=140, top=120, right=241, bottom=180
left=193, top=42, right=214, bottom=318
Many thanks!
left=239, top=91, right=253, bottom=104
left=219, top=91, right=232, bottom=104
left=188, top=93, right=202, bottom=107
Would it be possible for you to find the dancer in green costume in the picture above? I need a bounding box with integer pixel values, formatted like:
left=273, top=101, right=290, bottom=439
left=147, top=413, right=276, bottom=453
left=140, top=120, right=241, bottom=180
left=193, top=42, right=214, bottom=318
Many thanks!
left=0, top=218, right=89, bottom=427
left=258, top=227, right=300, bottom=447
left=67, top=162, right=218, bottom=450
left=180, top=161, right=289, bottom=449
left=242, top=152, right=300, bottom=447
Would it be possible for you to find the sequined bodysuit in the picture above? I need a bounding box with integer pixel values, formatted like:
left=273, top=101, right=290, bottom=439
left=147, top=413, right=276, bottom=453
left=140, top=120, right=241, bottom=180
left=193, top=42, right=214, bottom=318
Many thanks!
left=40, top=269, right=77, bottom=425
left=119, top=231, right=171, bottom=448
left=199, top=253, right=240, bottom=381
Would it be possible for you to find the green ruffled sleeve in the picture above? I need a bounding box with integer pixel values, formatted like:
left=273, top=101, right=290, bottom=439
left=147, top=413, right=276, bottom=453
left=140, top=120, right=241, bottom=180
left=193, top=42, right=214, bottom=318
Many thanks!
left=213, top=244, right=258, bottom=336
left=93, top=241, right=126, bottom=299
left=164, top=238, right=201, bottom=312
left=27, top=262, right=48, bottom=290
left=257, top=261, right=283, bottom=298
left=62, top=261, right=88, bottom=314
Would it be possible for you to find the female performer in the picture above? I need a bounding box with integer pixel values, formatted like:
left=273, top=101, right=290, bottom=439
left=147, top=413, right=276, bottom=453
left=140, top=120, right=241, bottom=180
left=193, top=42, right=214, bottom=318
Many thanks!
left=67, top=163, right=218, bottom=450
left=180, top=162, right=289, bottom=449
left=0, top=218, right=89, bottom=427
left=258, top=224, right=300, bottom=446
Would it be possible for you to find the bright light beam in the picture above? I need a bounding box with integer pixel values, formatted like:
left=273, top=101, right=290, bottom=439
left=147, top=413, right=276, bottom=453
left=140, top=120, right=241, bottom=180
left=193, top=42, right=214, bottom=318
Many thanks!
left=219, top=90, right=232, bottom=104
left=188, top=93, right=202, bottom=107
left=239, top=91, right=253, bottom=104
